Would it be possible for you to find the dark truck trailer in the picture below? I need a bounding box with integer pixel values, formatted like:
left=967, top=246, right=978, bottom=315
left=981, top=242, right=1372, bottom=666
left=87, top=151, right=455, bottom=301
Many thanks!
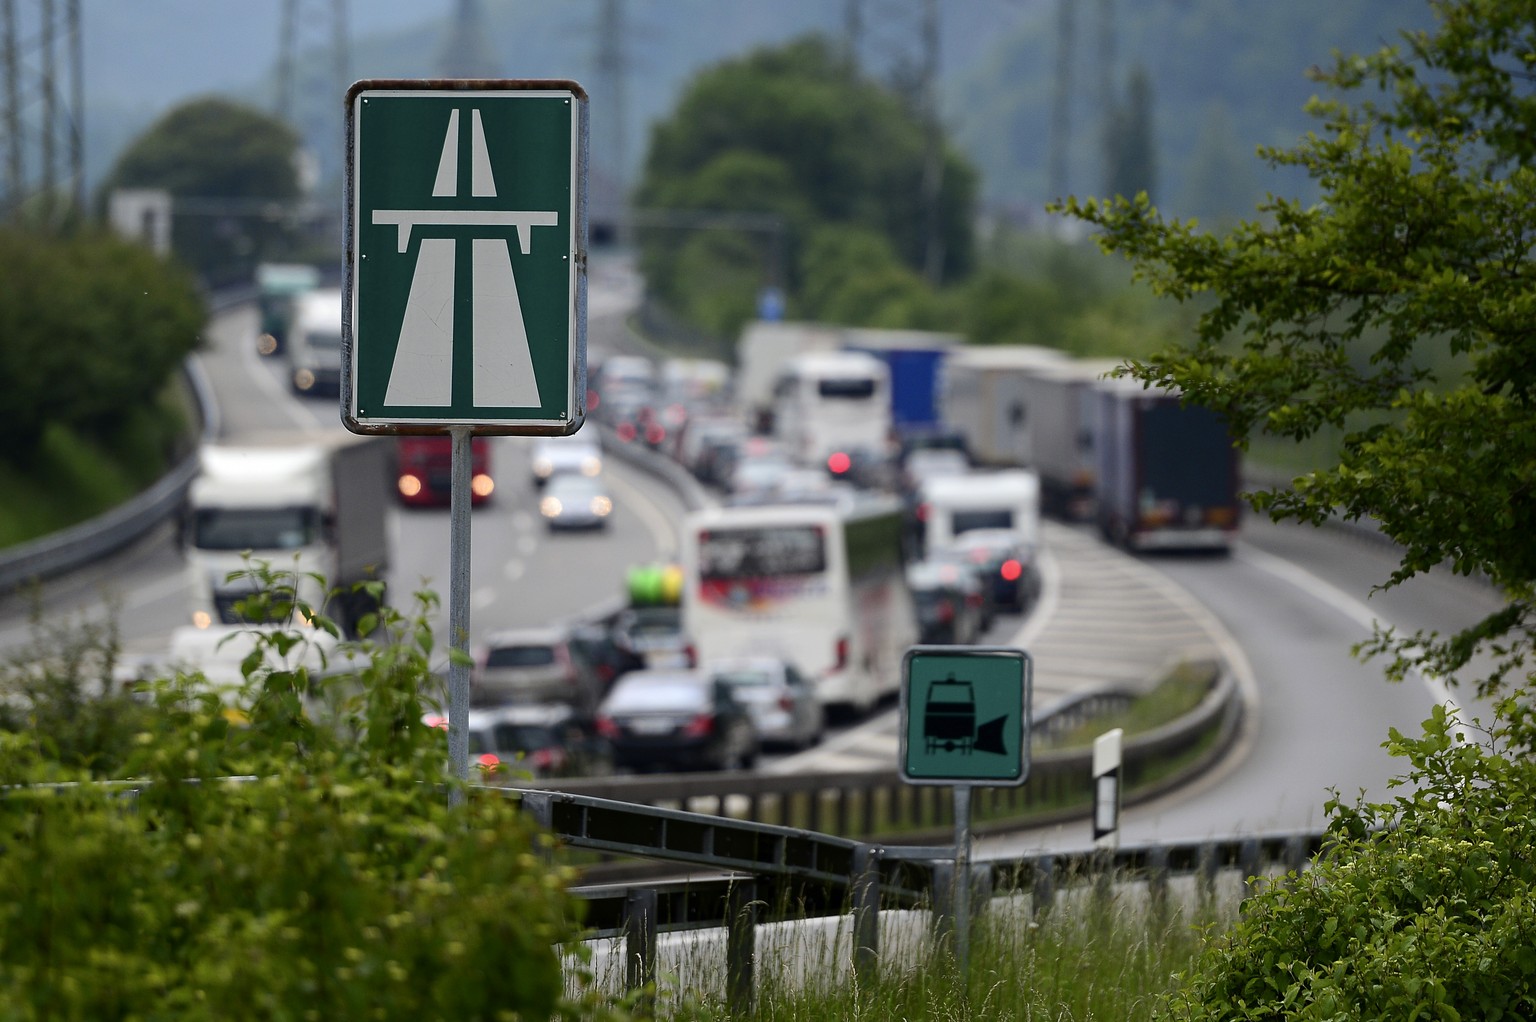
left=1092, top=377, right=1241, bottom=552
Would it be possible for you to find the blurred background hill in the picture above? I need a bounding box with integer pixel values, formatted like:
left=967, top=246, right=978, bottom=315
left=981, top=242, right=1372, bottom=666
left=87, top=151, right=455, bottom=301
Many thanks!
left=75, top=0, right=1422, bottom=230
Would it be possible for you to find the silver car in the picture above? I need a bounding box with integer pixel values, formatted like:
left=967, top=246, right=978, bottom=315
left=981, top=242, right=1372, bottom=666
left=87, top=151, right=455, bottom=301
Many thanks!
left=704, top=655, right=825, bottom=750
left=471, top=626, right=604, bottom=713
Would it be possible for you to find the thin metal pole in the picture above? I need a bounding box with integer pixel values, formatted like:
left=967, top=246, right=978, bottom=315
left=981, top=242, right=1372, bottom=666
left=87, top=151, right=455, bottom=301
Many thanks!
left=953, top=784, right=972, bottom=973
left=447, top=425, right=473, bottom=801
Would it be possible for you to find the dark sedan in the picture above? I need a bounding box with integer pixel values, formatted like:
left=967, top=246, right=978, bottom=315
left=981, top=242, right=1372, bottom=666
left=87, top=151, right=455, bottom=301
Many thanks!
left=595, top=669, right=760, bottom=773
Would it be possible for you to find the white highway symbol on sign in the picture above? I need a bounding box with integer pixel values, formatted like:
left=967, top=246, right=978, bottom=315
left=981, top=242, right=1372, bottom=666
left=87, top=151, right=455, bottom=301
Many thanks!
left=372, top=108, right=558, bottom=409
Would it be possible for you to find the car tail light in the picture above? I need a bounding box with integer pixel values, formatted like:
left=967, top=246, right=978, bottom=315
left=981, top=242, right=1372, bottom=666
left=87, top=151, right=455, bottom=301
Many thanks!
left=645, top=422, right=666, bottom=445
left=835, top=635, right=849, bottom=670
left=827, top=451, right=852, bottom=475
left=595, top=716, right=620, bottom=739
left=778, top=694, right=795, bottom=712
left=1000, top=559, right=1023, bottom=582
left=617, top=421, right=637, bottom=442
left=684, top=643, right=697, bottom=668
left=530, top=749, right=557, bottom=772
left=936, top=601, right=954, bottom=623
left=681, top=712, right=716, bottom=738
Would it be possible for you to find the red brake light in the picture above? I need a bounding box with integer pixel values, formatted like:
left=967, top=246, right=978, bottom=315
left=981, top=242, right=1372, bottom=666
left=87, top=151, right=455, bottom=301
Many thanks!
left=617, top=421, right=637, bottom=442
left=595, top=716, right=620, bottom=739
left=646, top=423, right=666, bottom=445
left=681, top=712, right=715, bottom=738
left=778, top=694, right=795, bottom=712
left=1000, top=559, right=1023, bottom=582
left=827, top=451, right=852, bottom=475
left=835, top=635, right=850, bottom=670
left=937, top=602, right=955, bottom=623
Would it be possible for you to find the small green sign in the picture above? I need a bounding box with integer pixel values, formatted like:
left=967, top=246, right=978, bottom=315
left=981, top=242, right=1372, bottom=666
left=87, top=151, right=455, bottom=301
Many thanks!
left=343, top=80, right=588, bottom=435
left=900, top=646, right=1032, bottom=786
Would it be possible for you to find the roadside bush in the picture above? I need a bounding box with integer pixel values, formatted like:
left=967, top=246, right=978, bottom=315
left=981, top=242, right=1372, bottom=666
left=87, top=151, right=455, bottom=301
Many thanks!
left=0, top=576, right=618, bottom=1021
left=1158, top=695, right=1536, bottom=1021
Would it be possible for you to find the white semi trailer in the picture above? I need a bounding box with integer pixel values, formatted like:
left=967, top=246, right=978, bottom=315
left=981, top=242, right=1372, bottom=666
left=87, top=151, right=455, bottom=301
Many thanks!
left=937, top=345, right=1069, bottom=468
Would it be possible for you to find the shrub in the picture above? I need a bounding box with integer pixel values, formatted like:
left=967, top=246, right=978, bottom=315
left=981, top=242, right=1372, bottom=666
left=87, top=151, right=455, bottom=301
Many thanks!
left=0, top=576, right=615, bottom=1021
left=1158, top=696, right=1536, bottom=1021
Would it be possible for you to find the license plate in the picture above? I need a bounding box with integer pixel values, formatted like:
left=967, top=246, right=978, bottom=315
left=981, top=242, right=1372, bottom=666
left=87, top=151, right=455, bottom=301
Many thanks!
left=628, top=718, right=676, bottom=735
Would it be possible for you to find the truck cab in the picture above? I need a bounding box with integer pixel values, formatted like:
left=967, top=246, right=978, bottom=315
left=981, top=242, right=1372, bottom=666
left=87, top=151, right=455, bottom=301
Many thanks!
left=288, top=288, right=344, bottom=396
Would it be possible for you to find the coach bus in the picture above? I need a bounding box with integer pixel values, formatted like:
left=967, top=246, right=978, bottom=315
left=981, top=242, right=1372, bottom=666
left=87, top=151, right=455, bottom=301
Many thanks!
left=680, top=493, right=916, bottom=717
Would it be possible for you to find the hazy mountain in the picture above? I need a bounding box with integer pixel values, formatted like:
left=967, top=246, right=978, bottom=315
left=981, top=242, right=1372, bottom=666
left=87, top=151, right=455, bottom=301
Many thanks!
left=78, top=0, right=1428, bottom=226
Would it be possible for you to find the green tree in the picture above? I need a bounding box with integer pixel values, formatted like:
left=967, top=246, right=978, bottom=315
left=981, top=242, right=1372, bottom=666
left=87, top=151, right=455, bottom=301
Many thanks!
left=1175, top=102, right=1262, bottom=228
left=98, top=96, right=303, bottom=284
left=1064, top=0, right=1536, bottom=699
left=0, top=227, right=203, bottom=458
left=1062, top=4, right=1536, bottom=1016
left=634, top=34, right=977, bottom=339
left=1103, top=64, right=1158, bottom=203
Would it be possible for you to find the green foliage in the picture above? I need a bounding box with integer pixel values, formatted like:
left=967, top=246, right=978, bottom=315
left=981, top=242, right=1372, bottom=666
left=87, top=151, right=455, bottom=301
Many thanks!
left=0, top=570, right=617, bottom=1021
left=0, top=227, right=203, bottom=460
left=97, top=96, right=304, bottom=283
left=1158, top=698, right=1536, bottom=1021
left=0, top=402, right=187, bottom=548
left=635, top=33, right=977, bottom=339
left=1061, top=0, right=1536, bottom=698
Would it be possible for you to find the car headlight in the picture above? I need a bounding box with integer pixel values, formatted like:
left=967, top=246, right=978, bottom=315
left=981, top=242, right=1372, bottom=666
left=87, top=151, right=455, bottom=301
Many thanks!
left=540, top=496, right=562, bottom=517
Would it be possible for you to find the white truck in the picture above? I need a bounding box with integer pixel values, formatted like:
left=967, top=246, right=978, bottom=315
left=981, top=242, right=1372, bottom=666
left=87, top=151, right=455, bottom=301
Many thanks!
left=919, top=469, right=1042, bottom=552
left=183, top=432, right=393, bottom=637
left=287, top=287, right=344, bottom=396
left=734, top=320, right=845, bottom=433
left=938, top=344, right=1070, bottom=467
left=1016, top=357, right=1124, bottom=521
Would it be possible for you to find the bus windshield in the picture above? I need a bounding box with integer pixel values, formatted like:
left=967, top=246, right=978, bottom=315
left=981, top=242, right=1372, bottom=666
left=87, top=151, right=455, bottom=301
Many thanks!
left=697, top=526, right=826, bottom=579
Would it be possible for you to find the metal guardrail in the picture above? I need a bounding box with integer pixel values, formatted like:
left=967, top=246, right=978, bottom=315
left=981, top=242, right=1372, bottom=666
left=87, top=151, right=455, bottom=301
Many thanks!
left=517, top=660, right=1240, bottom=855
left=495, top=783, right=1325, bottom=1013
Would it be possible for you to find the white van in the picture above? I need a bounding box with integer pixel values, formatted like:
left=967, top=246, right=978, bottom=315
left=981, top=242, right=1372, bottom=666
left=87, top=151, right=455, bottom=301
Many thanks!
left=920, top=469, right=1041, bottom=552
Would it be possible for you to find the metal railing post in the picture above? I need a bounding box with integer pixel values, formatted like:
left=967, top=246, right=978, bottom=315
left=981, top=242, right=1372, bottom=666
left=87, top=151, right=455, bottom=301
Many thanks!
left=726, top=878, right=758, bottom=1015
left=852, top=843, right=881, bottom=986
left=623, top=887, right=657, bottom=1012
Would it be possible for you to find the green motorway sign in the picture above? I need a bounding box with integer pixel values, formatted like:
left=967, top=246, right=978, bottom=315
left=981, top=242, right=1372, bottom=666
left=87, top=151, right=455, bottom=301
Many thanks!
left=900, top=646, right=1032, bottom=785
left=343, top=80, right=588, bottom=435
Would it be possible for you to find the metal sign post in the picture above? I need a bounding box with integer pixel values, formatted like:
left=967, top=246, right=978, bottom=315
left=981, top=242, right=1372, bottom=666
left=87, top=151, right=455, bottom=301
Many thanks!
left=343, top=79, right=588, bottom=787
left=900, top=646, right=1033, bottom=973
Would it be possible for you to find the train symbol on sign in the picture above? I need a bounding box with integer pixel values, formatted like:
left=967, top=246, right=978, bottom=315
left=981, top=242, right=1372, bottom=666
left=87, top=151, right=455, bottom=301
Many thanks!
left=923, top=675, right=1008, bottom=756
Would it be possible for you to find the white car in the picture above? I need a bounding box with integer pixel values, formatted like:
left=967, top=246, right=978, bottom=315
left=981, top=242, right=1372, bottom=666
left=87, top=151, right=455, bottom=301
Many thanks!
left=704, top=655, right=824, bottom=750
left=529, top=433, right=603, bottom=487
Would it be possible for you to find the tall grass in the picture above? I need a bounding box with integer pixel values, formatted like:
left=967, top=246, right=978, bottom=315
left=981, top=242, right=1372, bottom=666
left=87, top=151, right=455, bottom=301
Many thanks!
left=572, top=874, right=1239, bottom=1020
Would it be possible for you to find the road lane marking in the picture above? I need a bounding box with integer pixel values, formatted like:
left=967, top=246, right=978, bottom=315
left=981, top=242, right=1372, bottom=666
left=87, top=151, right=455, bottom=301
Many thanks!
left=1236, top=543, right=1460, bottom=718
